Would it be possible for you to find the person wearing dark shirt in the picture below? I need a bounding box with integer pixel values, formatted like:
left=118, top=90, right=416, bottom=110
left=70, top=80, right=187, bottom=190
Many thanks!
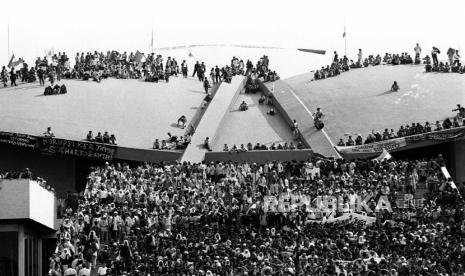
left=204, top=137, right=212, bottom=151
left=167, top=132, right=178, bottom=143
left=346, top=136, right=355, bottom=146
left=391, top=81, right=399, bottom=92
left=109, top=134, right=117, bottom=145
left=203, top=77, right=210, bottom=94
left=239, top=101, right=248, bottom=111
left=95, top=132, right=103, bottom=143
left=153, top=139, right=160, bottom=149
left=215, top=66, right=220, bottom=83
left=37, top=67, right=45, bottom=86
left=355, top=135, right=363, bottom=145
left=86, top=131, right=93, bottom=141
left=10, top=68, right=17, bottom=86
left=102, top=132, right=110, bottom=143
left=192, top=61, right=199, bottom=78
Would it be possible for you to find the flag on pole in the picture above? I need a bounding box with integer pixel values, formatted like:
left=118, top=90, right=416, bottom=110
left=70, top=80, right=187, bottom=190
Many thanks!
left=7, top=54, right=15, bottom=68
left=150, top=29, right=154, bottom=52
left=372, top=149, right=392, bottom=161
left=7, top=54, right=24, bottom=68
left=45, top=48, right=54, bottom=58
left=134, top=51, right=144, bottom=64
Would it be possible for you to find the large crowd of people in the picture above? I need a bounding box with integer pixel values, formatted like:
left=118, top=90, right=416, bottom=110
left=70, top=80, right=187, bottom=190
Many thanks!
left=313, top=44, right=464, bottom=81
left=48, top=153, right=465, bottom=275
left=223, top=141, right=305, bottom=152
left=1, top=51, right=280, bottom=90
left=338, top=106, right=465, bottom=147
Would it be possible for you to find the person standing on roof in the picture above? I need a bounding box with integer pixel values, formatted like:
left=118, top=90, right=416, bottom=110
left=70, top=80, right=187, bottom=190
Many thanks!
left=357, top=49, right=363, bottom=64
left=431, top=47, right=440, bottom=66
left=292, top=119, right=299, bottom=139
left=414, top=43, right=422, bottom=64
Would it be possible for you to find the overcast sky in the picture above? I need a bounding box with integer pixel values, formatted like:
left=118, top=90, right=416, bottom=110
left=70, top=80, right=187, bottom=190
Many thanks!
left=1, top=0, right=464, bottom=70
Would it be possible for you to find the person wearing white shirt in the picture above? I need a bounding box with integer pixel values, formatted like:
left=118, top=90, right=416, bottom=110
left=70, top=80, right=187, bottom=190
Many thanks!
left=414, top=43, right=422, bottom=63
left=78, top=264, right=90, bottom=276
left=357, top=49, right=363, bottom=63
left=97, top=264, right=108, bottom=276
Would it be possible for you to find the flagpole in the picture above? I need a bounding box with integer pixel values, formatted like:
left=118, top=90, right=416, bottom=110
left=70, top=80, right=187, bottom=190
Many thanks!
left=151, top=18, right=154, bottom=53
left=151, top=27, right=154, bottom=53
left=7, top=24, right=10, bottom=62
left=344, top=18, right=347, bottom=56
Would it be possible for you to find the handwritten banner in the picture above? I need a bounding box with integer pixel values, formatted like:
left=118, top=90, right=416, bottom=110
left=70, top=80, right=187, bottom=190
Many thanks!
left=336, top=138, right=407, bottom=154
left=38, top=138, right=116, bottom=161
left=405, top=128, right=465, bottom=144
left=0, top=131, right=37, bottom=149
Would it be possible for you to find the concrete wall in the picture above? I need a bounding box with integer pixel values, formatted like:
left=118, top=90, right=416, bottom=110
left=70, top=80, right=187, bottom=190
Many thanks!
left=451, top=140, right=465, bottom=184
left=0, top=180, right=56, bottom=230
left=205, top=149, right=313, bottom=163
left=115, top=147, right=183, bottom=163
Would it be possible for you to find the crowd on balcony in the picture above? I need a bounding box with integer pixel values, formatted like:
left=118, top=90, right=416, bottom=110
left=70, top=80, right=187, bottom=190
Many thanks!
left=48, top=153, right=465, bottom=275
left=0, top=168, right=55, bottom=192
left=338, top=107, right=465, bottom=147
left=223, top=141, right=305, bottom=152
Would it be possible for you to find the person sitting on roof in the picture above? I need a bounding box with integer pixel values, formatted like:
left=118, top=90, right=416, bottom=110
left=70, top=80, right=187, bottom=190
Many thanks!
left=204, top=137, right=212, bottom=151
left=443, top=62, right=451, bottom=72
left=355, top=135, right=363, bottom=145
left=453, top=117, right=460, bottom=127
left=103, top=131, right=110, bottom=143
left=161, top=140, right=168, bottom=149
left=270, top=143, right=277, bottom=150
left=44, top=127, right=55, bottom=138
left=95, top=132, right=103, bottom=143
left=239, top=144, right=247, bottom=152
left=277, top=143, right=284, bottom=150
left=253, top=143, right=261, bottom=150
left=109, top=134, right=117, bottom=145
left=389, top=129, right=397, bottom=139
left=443, top=118, right=452, bottom=129
left=230, top=144, right=238, bottom=152
left=246, top=142, right=253, bottom=151
left=365, top=133, right=375, bottom=144
left=223, top=144, right=229, bottom=151
left=346, top=136, right=355, bottom=146
left=337, top=138, right=345, bottom=146
left=239, top=101, right=248, bottom=111
left=382, top=129, right=390, bottom=140
left=167, top=132, right=178, bottom=143
left=86, top=131, right=93, bottom=141
left=153, top=139, right=160, bottom=149
left=391, top=81, right=399, bottom=92
left=267, top=106, right=276, bottom=116
left=177, top=115, right=187, bottom=129
left=289, top=142, right=296, bottom=150
left=313, top=108, right=324, bottom=130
